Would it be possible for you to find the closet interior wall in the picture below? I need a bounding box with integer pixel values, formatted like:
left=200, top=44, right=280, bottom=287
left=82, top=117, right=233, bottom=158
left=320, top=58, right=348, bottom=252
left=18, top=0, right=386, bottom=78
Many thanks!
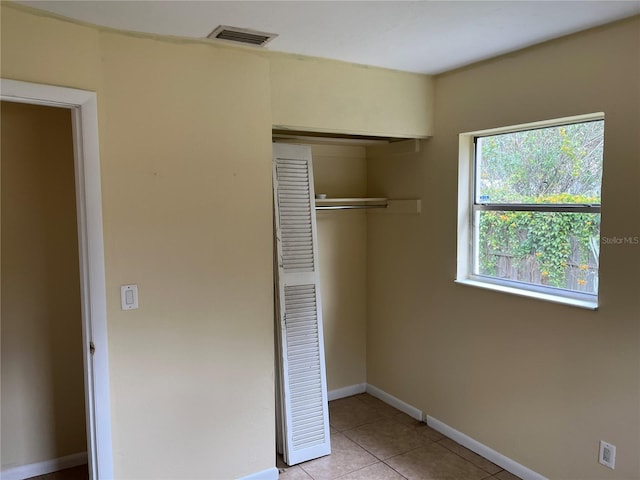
left=311, top=144, right=368, bottom=392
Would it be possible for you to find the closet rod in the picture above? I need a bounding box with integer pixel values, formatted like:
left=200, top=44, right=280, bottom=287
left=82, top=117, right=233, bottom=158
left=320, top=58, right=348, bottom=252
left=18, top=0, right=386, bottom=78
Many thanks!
left=316, top=204, right=388, bottom=210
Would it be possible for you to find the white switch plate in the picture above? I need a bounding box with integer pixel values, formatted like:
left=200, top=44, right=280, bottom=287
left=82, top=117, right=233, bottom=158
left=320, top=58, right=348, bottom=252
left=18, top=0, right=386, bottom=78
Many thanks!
left=121, top=284, right=139, bottom=310
left=599, top=440, right=616, bottom=469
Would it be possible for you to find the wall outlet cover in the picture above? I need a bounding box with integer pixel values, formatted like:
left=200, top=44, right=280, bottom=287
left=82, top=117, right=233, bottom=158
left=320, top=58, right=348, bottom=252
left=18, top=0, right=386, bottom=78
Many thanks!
left=598, top=440, right=616, bottom=469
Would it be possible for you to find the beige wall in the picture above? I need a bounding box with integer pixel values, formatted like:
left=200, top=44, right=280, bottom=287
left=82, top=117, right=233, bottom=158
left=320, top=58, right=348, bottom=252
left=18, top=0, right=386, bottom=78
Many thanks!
left=269, top=54, right=434, bottom=138
left=367, top=17, right=640, bottom=480
left=312, top=144, right=368, bottom=391
left=1, top=5, right=275, bottom=479
left=0, top=4, right=432, bottom=478
left=0, top=5, right=102, bottom=90
left=99, top=32, right=275, bottom=480
left=1, top=102, right=87, bottom=469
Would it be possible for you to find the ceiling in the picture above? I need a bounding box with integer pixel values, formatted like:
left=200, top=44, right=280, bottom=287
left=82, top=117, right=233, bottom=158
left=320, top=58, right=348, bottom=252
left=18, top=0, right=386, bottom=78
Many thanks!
left=18, top=0, right=640, bottom=74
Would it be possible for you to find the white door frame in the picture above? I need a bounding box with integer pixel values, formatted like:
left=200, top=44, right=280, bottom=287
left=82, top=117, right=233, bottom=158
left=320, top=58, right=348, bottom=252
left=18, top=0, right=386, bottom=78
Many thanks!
left=1, top=79, right=114, bottom=479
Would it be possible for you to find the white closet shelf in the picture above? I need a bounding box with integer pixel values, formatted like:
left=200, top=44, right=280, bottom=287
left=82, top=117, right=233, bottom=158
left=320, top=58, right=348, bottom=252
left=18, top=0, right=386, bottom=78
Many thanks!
left=315, top=197, right=387, bottom=210
left=315, top=197, right=421, bottom=213
left=315, top=197, right=387, bottom=203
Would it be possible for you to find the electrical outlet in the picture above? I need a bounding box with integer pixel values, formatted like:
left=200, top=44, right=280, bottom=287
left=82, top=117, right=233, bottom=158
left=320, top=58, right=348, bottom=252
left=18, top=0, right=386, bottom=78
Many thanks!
left=598, top=440, right=616, bottom=469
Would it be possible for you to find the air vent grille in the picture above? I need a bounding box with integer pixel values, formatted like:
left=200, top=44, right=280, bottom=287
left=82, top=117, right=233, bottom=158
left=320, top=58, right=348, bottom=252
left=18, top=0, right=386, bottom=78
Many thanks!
left=207, top=25, right=277, bottom=47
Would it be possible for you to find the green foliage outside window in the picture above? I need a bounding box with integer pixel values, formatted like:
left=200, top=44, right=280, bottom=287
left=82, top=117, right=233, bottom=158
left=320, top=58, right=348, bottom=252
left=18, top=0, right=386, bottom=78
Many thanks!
left=476, top=121, right=604, bottom=293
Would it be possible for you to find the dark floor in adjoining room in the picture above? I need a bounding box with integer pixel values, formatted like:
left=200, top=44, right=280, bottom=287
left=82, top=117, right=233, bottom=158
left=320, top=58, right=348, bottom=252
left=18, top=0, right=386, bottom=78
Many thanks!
left=28, top=464, right=88, bottom=480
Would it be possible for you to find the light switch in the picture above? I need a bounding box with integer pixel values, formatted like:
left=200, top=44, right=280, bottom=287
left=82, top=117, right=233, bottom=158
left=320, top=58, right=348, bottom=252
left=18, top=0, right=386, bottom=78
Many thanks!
left=121, top=284, right=139, bottom=310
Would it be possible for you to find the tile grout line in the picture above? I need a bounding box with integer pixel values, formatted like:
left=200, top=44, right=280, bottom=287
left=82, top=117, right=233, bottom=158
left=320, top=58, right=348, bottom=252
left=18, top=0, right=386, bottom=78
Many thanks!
left=434, top=437, right=507, bottom=477
left=330, top=460, right=410, bottom=480
left=327, top=394, right=519, bottom=480
left=332, top=398, right=490, bottom=479
left=343, top=410, right=501, bottom=478
left=329, top=415, right=419, bottom=479
left=379, top=460, right=411, bottom=480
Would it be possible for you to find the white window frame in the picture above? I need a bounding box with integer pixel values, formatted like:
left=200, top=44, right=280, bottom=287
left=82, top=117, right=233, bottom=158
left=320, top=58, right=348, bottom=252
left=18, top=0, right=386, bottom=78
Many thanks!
left=456, top=113, right=604, bottom=310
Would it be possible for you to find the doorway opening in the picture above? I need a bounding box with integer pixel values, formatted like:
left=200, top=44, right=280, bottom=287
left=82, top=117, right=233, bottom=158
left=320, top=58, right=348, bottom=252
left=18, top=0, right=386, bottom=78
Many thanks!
left=1, top=80, right=112, bottom=480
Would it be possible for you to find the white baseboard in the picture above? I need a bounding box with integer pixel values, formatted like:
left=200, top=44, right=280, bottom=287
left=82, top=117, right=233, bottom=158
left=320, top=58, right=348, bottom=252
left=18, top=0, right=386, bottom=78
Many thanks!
left=365, top=384, right=423, bottom=420
left=359, top=385, right=546, bottom=480
left=238, top=466, right=279, bottom=480
left=1, top=452, right=87, bottom=480
left=328, top=383, right=366, bottom=401
left=427, top=416, right=548, bottom=480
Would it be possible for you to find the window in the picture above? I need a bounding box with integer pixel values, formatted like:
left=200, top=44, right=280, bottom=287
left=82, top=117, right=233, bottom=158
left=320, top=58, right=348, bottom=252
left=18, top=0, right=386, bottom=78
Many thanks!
left=457, top=113, right=604, bottom=309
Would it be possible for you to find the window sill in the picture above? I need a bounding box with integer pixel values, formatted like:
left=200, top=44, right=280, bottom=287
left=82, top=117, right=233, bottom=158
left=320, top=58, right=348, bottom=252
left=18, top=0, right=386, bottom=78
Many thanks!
left=455, top=278, right=598, bottom=310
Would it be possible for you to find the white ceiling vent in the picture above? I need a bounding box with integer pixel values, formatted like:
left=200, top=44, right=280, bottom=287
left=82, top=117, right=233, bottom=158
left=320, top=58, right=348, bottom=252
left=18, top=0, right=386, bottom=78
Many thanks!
left=207, top=25, right=277, bottom=47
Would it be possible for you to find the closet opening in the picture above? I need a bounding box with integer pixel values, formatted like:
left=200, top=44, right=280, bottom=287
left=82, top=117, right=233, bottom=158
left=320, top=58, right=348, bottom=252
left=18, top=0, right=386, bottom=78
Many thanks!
left=272, top=132, right=420, bottom=470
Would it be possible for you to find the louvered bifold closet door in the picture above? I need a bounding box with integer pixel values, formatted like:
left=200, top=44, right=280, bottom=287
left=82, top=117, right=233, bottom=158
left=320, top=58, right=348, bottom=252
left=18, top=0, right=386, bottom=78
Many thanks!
left=273, top=143, right=331, bottom=466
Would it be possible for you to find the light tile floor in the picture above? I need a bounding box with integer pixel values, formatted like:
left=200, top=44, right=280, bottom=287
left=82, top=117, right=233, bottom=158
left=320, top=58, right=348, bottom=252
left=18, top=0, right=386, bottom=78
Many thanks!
left=278, top=394, right=523, bottom=480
